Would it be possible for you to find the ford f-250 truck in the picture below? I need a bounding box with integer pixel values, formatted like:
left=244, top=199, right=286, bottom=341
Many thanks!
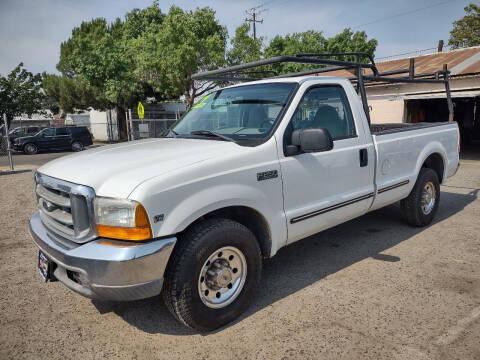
left=30, top=54, right=460, bottom=331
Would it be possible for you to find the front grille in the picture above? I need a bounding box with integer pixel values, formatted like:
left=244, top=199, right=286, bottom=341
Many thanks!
left=35, top=173, right=97, bottom=243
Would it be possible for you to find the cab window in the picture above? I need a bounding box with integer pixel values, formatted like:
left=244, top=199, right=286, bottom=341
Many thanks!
left=291, top=85, right=356, bottom=140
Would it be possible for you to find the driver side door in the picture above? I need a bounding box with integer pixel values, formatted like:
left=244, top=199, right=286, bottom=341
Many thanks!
left=279, top=85, right=374, bottom=243
left=37, top=128, right=56, bottom=150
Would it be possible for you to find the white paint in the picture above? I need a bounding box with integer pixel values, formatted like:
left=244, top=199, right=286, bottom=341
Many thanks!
left=37, top=76, right=460, bottom=257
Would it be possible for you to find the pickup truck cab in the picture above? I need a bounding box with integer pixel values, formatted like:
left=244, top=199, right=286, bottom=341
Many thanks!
left=30, top=74, right=459, bottom=331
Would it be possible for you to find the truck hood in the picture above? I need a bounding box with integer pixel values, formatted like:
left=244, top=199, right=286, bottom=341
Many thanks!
left=38, top=138, right=240, bottom=198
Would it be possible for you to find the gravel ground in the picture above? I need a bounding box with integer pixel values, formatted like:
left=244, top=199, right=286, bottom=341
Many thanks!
left=0, top=156, right=479, bottom=359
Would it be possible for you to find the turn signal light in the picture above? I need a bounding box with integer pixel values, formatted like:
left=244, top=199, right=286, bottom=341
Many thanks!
left=96, top=202, right=152, bottom=241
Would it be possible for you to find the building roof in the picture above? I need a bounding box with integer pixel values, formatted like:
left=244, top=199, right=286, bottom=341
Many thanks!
left=321, top=46, right=480, bottom=79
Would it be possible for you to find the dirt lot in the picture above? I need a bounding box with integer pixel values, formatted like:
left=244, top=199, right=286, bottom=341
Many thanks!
left=0, top=156, right=479, bottom=359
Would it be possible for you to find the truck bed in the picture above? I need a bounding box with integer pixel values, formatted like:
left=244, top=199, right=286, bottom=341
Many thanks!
left=370, top=122, right=452, bottom=136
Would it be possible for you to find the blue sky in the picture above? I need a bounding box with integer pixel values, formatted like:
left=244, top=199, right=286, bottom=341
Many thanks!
left=0, top=0, right=473, bottom=75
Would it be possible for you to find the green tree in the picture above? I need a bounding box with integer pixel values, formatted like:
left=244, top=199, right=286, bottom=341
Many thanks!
left=264, top=28, right=376, bottom=74
left=0, top=63, right=44, bottom=127
left=227, top=24, right=263, bottom=65
left=264, top=30, right=327, bottom=73
left=56, top=1, right=165, bottom=113
left=448, top=3, right=480, bottom=49
left=42, top=73, right=108, bottom=114
left=132, top=6, right=227, bottom=109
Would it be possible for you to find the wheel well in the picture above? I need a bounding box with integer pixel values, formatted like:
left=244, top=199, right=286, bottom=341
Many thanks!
left=184, top=206, right=272, bottom=258
left=422, top=153, right=444, bottom=183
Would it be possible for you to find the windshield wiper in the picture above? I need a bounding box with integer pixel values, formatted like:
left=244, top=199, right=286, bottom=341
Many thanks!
left=190, top=130, right=234, bottom=142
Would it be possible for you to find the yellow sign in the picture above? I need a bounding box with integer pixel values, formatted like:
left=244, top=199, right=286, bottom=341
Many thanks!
left=137, top=101, right=145, bottom=119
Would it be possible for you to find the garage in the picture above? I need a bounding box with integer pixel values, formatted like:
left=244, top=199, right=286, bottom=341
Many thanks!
left=405, top=95, right=480, bottom=147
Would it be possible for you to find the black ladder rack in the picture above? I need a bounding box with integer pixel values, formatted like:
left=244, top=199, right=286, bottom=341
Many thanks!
left=192, top=53, right=453, bottom=124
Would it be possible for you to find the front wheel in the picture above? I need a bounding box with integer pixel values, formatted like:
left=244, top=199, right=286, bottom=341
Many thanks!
left=400, top=168, right=440, bottom=227
left=24, top=143, right=38, bottom=155
left=162, top=218, right=262, bottom=331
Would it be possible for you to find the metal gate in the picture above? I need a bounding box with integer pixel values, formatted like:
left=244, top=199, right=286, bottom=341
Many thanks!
left=127, top=105, right=185, bottom=141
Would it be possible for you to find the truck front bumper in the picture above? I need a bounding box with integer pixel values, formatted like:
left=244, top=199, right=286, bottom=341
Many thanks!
left=29, top=211, right=176, bottom=301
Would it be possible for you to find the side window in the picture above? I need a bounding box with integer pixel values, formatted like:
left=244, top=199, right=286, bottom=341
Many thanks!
left=291, top=86, right=356, bottom=140
left=27, top=127, right=39, bottom=134
left=56, top=128, right=69, bottom=136
left=43, top=128, right=55, bottom=137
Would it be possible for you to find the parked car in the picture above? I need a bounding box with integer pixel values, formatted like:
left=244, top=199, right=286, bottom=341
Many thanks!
left=8, top=126, right=45, bottom=143
left=29, top=55, right=460, bottom=331
left=14, top=126, right=93, bottom=154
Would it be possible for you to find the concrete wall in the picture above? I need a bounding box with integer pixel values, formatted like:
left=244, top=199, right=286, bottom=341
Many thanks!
left=369, top=99, right=405, bottom=124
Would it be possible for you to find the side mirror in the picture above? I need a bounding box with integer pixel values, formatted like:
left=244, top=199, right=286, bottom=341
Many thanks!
left=286, top=128, right=333, bottom=155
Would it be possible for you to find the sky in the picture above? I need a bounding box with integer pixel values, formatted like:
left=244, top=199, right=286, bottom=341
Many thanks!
left=0, top=0, right=474, bottom=75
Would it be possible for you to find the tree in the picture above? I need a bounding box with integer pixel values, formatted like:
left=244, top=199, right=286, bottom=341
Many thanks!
left=264, top=30, right=327, bottom=74
left=42, top=73, right=108, bottom=114
left=55, top=1, right=166, bottom=113
left=227, top=24, right=263, bottom=66
left=0, top=63, right=44, bottom=127
left=448, top=3, right=480, bottom=49
left=264, top=29, right=377, bottom=74
left=132, top=6, right=227, bottom=109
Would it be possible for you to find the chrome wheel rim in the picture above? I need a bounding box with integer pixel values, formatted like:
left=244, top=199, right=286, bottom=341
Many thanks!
left=72, top=142, right=83, bottom=151
left=198, top=246, right=247, bottom=309
left=26, top=144, right=36, bottom=153
left=421, top=181, right=436, bottom=215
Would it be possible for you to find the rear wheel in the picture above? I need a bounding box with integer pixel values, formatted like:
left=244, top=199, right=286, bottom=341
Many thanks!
left=71, top=141, right=84, bottom=152
left=400, top=168, right=440, bottom=227
left=162, top=218, right=262, bottom=331
left=24, top=143, right=38, bottom=155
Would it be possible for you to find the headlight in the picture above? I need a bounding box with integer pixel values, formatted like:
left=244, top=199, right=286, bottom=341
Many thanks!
left=94, top=197, right=152, bottom=241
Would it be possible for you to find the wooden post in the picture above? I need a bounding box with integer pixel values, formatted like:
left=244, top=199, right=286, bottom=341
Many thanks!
left=437, top=40, right=444, bottom=52
left=409, top=58, right=415, bottom=79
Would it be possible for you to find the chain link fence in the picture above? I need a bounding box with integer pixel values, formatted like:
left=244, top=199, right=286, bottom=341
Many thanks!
left=129, top=107, right=185, bottom=140
left=130, top=119, right=178, bottom=139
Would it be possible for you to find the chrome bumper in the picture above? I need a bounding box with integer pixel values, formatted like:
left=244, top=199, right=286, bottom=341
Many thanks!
left=29, top=211, right=176, bottom=301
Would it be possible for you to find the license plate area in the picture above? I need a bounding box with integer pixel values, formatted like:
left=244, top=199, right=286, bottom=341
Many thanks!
left=38, top=251, right=50, bottom=282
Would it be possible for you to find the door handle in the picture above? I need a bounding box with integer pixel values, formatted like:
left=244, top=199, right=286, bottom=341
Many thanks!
left=359, top=148, right=368, bottom=167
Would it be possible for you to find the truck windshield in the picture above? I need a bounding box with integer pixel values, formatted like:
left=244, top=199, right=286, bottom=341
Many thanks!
left=172, top=83, right=296, bottom=141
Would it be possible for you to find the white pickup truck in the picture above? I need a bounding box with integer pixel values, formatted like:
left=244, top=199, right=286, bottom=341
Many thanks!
left=30, top=57, right=460, bottom=331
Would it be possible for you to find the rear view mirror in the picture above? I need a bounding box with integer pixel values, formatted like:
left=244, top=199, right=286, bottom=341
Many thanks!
left=287, top=128, right=333, bottom=155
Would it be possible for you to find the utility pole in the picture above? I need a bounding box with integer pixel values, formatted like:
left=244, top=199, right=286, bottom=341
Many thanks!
left=245, top=6, right=265, bottom=40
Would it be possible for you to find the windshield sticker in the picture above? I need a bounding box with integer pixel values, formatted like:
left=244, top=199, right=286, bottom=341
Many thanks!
left=192, top=94, right=212, bottom=109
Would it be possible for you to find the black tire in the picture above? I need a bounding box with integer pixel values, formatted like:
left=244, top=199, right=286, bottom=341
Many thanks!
left=162, top=218, right=262, bottom=331
left=24, top=143, right=38, bottom=155
left=400, top=168, right=440, bottom=227
left=71, top=141, right=84, bottom=152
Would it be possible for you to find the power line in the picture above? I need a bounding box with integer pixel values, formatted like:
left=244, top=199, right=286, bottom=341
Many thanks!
left=354, top=0, right=460, bottom=28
